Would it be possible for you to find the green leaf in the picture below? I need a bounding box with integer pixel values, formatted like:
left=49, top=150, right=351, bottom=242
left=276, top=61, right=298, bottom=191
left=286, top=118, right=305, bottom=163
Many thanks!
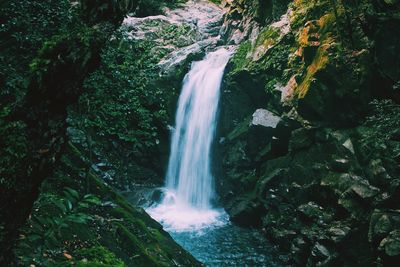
left=27, top=234, right=42, bottom=242
left=83, top=194, right=101, bottom=205
left=54, top=199, right=67, bottom=212
left=64, top=187, right=80, bottom=201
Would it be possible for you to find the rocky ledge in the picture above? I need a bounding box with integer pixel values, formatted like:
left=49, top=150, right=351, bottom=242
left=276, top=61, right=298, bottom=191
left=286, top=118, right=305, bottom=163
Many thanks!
left=216, top=0, right=400, bottom=266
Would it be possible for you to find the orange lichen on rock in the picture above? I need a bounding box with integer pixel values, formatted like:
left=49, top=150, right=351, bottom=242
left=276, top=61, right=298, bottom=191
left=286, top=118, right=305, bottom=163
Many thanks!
left=295, top=13, right=336, bottom=99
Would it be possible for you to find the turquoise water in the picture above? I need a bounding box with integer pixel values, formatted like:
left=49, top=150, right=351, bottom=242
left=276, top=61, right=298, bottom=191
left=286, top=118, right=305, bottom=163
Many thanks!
left=133, top=48, right=284, bottom=266
left=163, top=212, right=284, bottom=267
left=125, top=189, right=284, bottom=266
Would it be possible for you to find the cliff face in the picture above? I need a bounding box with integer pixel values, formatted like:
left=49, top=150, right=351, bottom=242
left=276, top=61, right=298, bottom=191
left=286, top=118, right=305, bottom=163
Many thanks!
left=217, top=0, right=400, bottom=265
left=0, top=0, right=201, bottom=265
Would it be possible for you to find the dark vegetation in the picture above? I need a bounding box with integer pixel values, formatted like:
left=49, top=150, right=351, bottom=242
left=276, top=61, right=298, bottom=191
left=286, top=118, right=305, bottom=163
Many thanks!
left=0, top=0, right=199, bottom=266
left=1, top=0, right=400, bottom=266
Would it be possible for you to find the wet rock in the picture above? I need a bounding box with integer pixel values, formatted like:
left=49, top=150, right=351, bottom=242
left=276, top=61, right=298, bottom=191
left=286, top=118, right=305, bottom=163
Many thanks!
left=315, top=127, right=332, bottom=143
left=379, top=230, right=400, bottom=257
left=350, top=180, right=380, bottom=200
left=256, top=168, right=288, bottom=198
left=369, top=210, right=400, bottom=243
left=328, top=225, right=351, bottom=243
left=270, top=227, right=298, bottom=250
left=289, top=128, right=315, bottom=152
left=297, top=202, right=333, bottom=223
left=158, top=38, right=215, bottom=73
left=368, top=159, right=391, bottom=186
left=228, top=196, right=265, bottom=227
left=244, top=109, right=282, bottom=159
left=291, top=237, right=310, bottom=265
left=338, top=178, right=380, bottom=218
left=342, top=138, right=355, bottom=155
left=375, top=214, right=392, bottom=236
left=151, top=188, right=165, bottom=203
left=311, top=242, right=331, bottom=260
left=330, top=158, right=350, bottom=172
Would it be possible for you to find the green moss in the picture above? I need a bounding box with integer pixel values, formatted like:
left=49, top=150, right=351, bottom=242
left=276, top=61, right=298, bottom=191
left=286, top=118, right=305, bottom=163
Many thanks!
left=230, top=40, right=252, bottom=73
left=58, top=245, right=125, bottom=267
left=255, top=26, right=280, bottom=48
left=289, top=0, right=330, bottom=30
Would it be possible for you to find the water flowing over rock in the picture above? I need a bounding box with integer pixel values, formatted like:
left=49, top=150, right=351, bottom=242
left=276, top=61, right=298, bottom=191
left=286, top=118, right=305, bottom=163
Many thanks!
left=166, top=48, right=233, bottom=209
left=147, top=48, right=233, bottom=231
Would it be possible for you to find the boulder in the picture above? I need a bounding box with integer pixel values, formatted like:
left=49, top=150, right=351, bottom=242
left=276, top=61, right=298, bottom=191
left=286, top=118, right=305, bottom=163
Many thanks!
left=330, top=158, right=351, bottom=173
left=297, top=202, right=333, bottom=223
left=250, top=109, right=281, bottom=128
left=379, top=230, right=400, bottom=257
left=289, top=128, right=315, bottom=152
left=245, top=109, right=282, bottom=159
left=328, top=225, right=351, bottom=243
left=228, top=196, right=265, bottom=227
left=291, top=237, right=310, bottom=265
left=369, top=210, right=400, bottom=243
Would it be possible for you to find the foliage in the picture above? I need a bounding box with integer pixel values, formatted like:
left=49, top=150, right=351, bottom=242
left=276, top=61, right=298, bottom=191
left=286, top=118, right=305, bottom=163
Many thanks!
left=79, top=35, right=168, bottom=149
left=208, top=0, right=221, bottom=4
left=254, top=26, right=280, bottom=48
left=135, top=0, right=187, bottom=17
left=15, top=188, right=101, bottom=266
left=0, top=0, right=74, bottom=104
left=62, top=246, right=125, bottom=267
left=361, top=99, right=400, bottom=160
left=0, top=0, right=75, bottom=192
left=12, top=143, right=199, bottom=266
left=229, top=40, right=252, bottom=74
left=290, top=0, right=330, bottom=30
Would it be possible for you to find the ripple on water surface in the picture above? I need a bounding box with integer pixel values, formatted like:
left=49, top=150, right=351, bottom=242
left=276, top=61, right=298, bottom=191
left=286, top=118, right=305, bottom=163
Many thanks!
left=147, top=201, right=283, bottom=266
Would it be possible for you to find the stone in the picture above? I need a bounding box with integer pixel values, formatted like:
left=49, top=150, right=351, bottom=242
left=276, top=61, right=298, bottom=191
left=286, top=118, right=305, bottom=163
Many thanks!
left=379, top=230, right=400, bottom=257
left=244, top=109, right=282, bottom=159
left=280, top=76, right=298, bottom=103
left=291, top=237, right=310, bottom=265
left=350, top=178, right=380, bottom=199
left=370, top=210, right=400, bottom=243
left=374, top=215, right=392, bottom=237
left=368, top=159, right=391, bottom=186
left=330, top=158, right=350, bottom=172
left=297, top=202, right=332, bottom=222
left=289, top=128, right=315, bottom=152
left=342, top=138, right=355, bottom=154
left=228, top=196, right=265, bottom=227
left=311, top=242, right=331, bottom=260
left=328, top=226, right=350, bottom=243
left=256, top=168, right=288, bottom=198
left=250, top=109, right=281, bottom=128
left=315, top=127, right=332, bottom=143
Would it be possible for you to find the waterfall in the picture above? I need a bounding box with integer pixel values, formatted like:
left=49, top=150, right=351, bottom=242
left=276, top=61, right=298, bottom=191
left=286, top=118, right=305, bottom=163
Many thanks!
left=147, top=47, right=232, bottom=231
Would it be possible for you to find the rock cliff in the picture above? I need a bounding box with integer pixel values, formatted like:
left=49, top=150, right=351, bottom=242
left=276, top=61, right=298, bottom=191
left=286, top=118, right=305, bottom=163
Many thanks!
left=217, top=0, right=400, bottom=265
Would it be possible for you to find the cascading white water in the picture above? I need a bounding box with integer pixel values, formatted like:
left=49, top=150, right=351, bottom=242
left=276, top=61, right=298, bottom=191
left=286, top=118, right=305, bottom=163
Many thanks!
left=147, top=47, right=232, bottom=231
left=166, top=48, right=232, bottom=208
